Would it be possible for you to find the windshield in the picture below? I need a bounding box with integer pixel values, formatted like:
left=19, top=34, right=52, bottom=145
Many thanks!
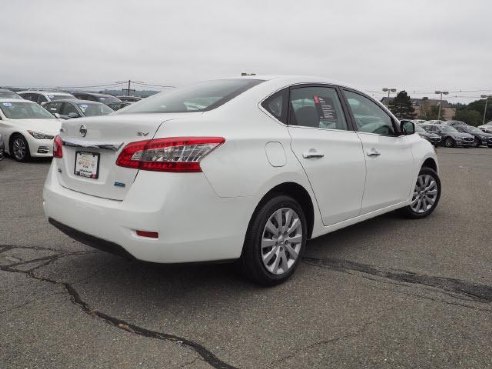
left=49, top=94, right=74, bottom=101
left=118, top=79, right=264, bottom=114
left=415, top=125, right=426, bottom=133
left=77, top=102, right=113, bottom=117
left=468, top=127, right=483, bottom=134
left=441, top=126, right=458, bottom=133
left=97, top=95, right=121, bottom=104
left=0, top=101, right=54, bottom=119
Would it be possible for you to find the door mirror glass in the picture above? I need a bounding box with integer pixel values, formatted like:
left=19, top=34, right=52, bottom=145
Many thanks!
left=401, top=120, right=415, bottom=135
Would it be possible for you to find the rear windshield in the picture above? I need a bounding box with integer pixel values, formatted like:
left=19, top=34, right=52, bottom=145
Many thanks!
left=0, top=101, right=54, bottom=119
left=117, top=79, right=264, bottom=114
left=77, top=102, right=113, bottom=117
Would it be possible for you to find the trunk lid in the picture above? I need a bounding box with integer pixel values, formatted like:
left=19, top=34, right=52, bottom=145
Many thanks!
left=56, top=113, right=200, bottom=200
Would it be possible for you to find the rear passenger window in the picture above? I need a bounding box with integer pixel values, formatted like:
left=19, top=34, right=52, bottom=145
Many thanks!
left=261, top=90, right=287, bottom=123
left=288, top=87, right=348, bottom=130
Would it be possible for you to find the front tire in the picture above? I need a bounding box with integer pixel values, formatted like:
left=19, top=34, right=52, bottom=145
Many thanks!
left=400, top=167, right=441, bottom=219
left=444, top=137, right=455, bottom=148
left=474, top=138, right=481, bottom=148
left=10, top=134, right=31, bottom=162
left=241, top=195, right=307, bottom=286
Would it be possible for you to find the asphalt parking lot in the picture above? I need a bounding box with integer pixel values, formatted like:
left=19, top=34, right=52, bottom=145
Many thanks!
left=1, top=148, right=491, bottom=369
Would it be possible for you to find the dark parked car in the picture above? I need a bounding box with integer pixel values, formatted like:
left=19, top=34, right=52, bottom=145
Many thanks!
left=44, top=100, right=113, bottom=119
left=415, top=124, right=441, bottom=146
left=71, top=92, right=123, bottom=110
left=0, top=133, right=5, bottom=161
left=446, top=120, right=468, bottom=128
left=454, top=125, right=492, bottom=147
left=421, top=124, right=475, bottom=147
left=0, top=88, right=22, bottom=100
left=117, top=95, right=142, bottom=103
left=18, top=90, right=75, bottom=105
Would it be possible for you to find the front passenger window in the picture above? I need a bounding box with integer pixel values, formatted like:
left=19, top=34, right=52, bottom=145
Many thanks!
left=344, top=90, right=395, bottom=136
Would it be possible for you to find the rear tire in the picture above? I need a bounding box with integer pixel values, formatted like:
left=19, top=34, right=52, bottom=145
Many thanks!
left=399, top=167, right=441, bottom=219
left=241, top=194, right=307, bottom=286
left=10, top=134, right=31, bottom=162
left=474, top=138, right=481, bottom=148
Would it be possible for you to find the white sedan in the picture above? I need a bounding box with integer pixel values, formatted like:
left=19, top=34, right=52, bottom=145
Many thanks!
left=43, top=76, right=441, bottom=285
left=0, top=99, right=61, bottom=161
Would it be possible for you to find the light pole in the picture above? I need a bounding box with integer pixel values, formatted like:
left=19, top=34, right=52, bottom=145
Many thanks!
left=434, top=90, right=449, bottom=120
left=382, top=88, right=397, bottom=106
left=481, top=95, right=491, bottom=125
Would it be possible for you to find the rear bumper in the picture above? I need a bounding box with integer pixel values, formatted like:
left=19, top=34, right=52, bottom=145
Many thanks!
left=43, top=162, right=256, bottom=263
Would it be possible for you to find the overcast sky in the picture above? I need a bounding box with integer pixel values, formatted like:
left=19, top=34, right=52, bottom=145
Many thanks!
left=1, top=0, right=490, bottom=102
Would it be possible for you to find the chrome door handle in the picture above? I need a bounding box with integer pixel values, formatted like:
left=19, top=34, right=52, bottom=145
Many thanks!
left=303, top=149, right=324, bottom=159
left=366, top=148, right=381, bottom=157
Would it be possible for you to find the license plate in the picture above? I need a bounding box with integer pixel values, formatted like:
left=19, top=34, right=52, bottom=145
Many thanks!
left=74, top=151, right=100, bottom=179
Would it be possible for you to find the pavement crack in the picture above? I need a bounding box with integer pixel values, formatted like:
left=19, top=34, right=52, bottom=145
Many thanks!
left=303, top=256, right=492, bottom=304
left=0, top=248, right=238, bottom=369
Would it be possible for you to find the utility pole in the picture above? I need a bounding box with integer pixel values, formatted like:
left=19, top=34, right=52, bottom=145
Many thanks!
left=117, top=80, right=138, bottom=96
left=382, top=88, right=397, bottom=106
left=481, top=95, right=491, bottom=125
left=434, top=90, right=449, bottom=120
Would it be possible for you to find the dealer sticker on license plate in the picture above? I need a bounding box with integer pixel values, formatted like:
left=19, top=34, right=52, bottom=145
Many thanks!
left=74, top=151, right=100, bottom=179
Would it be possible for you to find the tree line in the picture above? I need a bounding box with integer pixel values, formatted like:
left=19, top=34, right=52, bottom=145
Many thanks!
left=385, top=91, right=491, bottom=126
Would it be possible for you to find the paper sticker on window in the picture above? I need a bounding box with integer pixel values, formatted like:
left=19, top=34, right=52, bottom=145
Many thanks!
left=79, top=104, right=88, bottom=112
left=313, top=95, right=337, bottom=121
left=2, top=102, right=12, bottom=107
left=48, top=95, right=55, bottom=98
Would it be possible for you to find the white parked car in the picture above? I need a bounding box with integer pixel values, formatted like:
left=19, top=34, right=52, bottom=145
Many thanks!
left=43, top=76, right=441, bottom=285
left=0, top=99, right=61, bottom=161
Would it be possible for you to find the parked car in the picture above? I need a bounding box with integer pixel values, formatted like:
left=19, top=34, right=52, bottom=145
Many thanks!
left=454, top=125, right=492, bottom=147
left=44, top=99, right=114, bottom=119
left=412, top=119, right=427, bottom=125
left=426, top=120, right=445, bottom=125
left=421, top=124, right=474, bottom=147
left=414, top=124, right=441, bottom=146
left=44, top=76, right=440, bottom=285
left=0, top=133, right=4, bottom=161
left=18, top=91, right=75, bottom=106
left=0, top=88, right=23, bottom=100
left=478, top=121, right=492, bottom=133
left=0, top=99, right=61, bottom=161
left=71, top=92, right=123, bottom=110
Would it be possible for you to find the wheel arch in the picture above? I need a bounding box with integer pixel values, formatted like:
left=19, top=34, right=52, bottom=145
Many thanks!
left=422, top=157, right=438, bottom=173
left=250, top=182, right=315, bottom=239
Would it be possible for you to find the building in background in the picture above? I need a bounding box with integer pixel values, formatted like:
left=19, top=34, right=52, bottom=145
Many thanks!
left=382, top=97, right=456, bottom=120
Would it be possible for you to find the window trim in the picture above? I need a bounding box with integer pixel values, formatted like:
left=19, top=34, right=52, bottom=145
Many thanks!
left=341, top=88, right=402, bottom=136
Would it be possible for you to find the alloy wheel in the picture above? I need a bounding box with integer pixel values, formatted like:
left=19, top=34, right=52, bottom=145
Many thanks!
left=410, top=174, right=438, bottom=214
left=13, top=138, right=27, bottom=160
left=261, top=208, right=302, bottom=275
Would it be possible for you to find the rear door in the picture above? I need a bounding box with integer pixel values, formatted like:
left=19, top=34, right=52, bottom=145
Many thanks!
left=342, top=89, right=414, bottom=213
left=284, top=85, right=366, bottom=225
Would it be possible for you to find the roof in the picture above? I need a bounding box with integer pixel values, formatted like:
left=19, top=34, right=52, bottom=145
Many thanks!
left=45, top=99, right=100, bottom=104
left=18, top=90, right=74, bottom=96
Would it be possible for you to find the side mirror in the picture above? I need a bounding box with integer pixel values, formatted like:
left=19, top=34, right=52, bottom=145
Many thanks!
left=401, top=120, right=415, bottom=135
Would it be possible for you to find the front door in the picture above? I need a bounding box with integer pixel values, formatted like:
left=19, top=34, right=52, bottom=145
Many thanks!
left=342, top=89, right=415, bottom=213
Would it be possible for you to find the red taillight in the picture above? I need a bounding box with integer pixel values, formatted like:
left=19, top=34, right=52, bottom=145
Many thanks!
left=53, top=135, right=63, bottom=158
left=136, top=230, right=159, bottom=238
left=116, top=137, right=225, bottom=172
